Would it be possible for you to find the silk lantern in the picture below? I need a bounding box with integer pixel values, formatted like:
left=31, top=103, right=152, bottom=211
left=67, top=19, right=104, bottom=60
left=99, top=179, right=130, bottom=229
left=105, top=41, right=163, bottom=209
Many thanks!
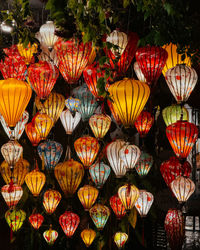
left=89, top=114, right=111, bottom=139
left=119, top=144, right=141, bottom=170
left=39, top=21, right=58, bottom=50
left=29, top=213, right=44, bottom=230
left=133, top=61, right=146, bottom=82
left=114, top=232, right=128, bottom=249
left=59, top=211, right=80, bottom=237
left=25, top=122, right=41, bottom=146
left=1, top=182, right=23, bottom=208
left=38, top=47, right=59, bottom=67
left=78, top=185, right=99, bottom=211
left=107, top=99, right=121, bottom=125
left=89, top=203, right=110, bottom=230
left=65, top=97, right=80, bottom=112
left=134, top=111, right=154, bottom=137
left=34, top=113, right=54, bottom=140
left=60, top=109, right=81, bottom=134
left=135, top=152, right=153, bottom=177
left=5, top=209, right=26, bottom=232
left=43, top=226, right=58, bottom=245
left=109, top=194, right=126, bottom=219
left=17, top=43, right=37, bottom=64
left=43, top=189, right=61, bottom=214
left=3, top=45, right=20, bottom=57
left=162, top=105, right=188, bottom=126
left=135, top=190, right=154, bottom=217
left=81, top=228, right=96, bottom=247
left=118, top=184, right=139, bottom=210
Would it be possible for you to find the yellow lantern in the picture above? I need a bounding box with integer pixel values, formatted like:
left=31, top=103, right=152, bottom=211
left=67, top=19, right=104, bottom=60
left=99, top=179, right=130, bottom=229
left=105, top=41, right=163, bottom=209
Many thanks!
left=114, top=232, right=128, bottom=249
left=78, top=185, right=99, bottom=211
left=89, top=114, right=111, bottom=139
left=118, top=184, right=139, bottom=210
left=34, top=113, right=54, bottom=140
left=43, top=225, right=58, bottom=245
left=17, top=43, right=38, bottom=64
left=81, top=228, right=96, bottom=247
left=108, top=78, right=150, bottom=128
left=43, top=189, right=61, bottom=214
left=0, top=78, right=32, bottom=127
left=5, top=209, right=26, bottom=232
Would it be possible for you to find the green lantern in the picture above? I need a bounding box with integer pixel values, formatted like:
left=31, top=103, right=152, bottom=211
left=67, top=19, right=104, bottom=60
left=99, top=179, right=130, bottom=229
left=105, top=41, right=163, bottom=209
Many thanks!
left=5, top=209, right=26, bottom=232
left=162, top=105, right=188, bottom=126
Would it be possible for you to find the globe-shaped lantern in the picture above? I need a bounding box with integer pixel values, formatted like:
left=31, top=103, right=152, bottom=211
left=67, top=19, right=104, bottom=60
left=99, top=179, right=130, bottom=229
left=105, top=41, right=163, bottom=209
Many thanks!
left=107, top=99, right=121, bottom=125
left=65, top=97, right=80, bottom=112
left=29, top=213, right=44, bottom=230
left=43, top=226, right=58, bottom=245
left=78, top=185, right=99, bottom=211
left=162, top=105, right=188, bottom=127
left=119, top=144, right=141, bottom=170
left=17, top=43, right=37, bottom=64
left=89, top=114, right=111, bottom=139
left=0, top=78, right=32, bottom=127
left=33, top=113, right=54, bottom=140
left=81, top=228, right=96, bottom=248
left=133, top=61, right=146, bottom=82
left=109, top=194, right=126, bottom=219
left=135, top=190, right=154, bottom=217
left=134, top=111, right=154, bottom=137
left=89, top=203, right=110, bottom=230
left=5, top=209, right=26, bottom=232
left=59, top=211, right=80, bottom=237
left=108, top=78, right=150, bottom=128
left=118, top=184, right=139, bottom=210
left=60, top=109, right=81, bottom=134
left=135, top=152, right=153, bottom=177
left=43, top=189, right=61, bottom=214
left=114, top=232, right=128, bottom=249
left=39, top=21, right=58, bottom=50
left=25, top=122, right=41, bottom=146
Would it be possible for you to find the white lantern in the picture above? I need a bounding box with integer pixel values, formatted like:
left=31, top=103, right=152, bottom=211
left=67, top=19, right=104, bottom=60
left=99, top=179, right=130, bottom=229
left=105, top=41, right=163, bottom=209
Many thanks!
left=133, top=61, right=146, bottom=82
left=106, top=30, right=128, bottom=56
left=38, top=45, right=59, bottom=67
left=39, top=21, right=58, bottom=50
left=135, top=190, right=154, bottom=217
left=1, top=182, right=23, bottom=208
left=60, top=109, right=81, bottom=134
left=119, top=144, right=141, bottom=170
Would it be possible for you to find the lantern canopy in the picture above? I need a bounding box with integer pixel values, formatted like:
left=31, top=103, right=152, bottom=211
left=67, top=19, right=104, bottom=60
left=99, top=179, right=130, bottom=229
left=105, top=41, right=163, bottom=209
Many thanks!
left=135, top=190, right=154, bottom=217
left=43, top=189, right=61, bottom=214
left=162, top=105, right=188, bottom=127
left=89, top=114, right=111, bottom=139
left=29, top=213, right=44, bottom=230
left=17, top=43, right=37, bottom=64
left=135, top=152, right=153, bottom=177
left=89, top=203, right=110, bottom=230
left=133, top=61, right=146, bottom=82
left=114, top=232, right=128, bottom=249
left=1, top=182, right=23, bottom=208
left=34, top=113, right=54, bottom=140
left=78, top=185, right=99, bottom=211
left=43, top=226, right=58, bottom=245
left=109, top=194, right=126, bottom=219
left=39, top=21, right=58, bottom=49
left=134, top=111, right=154, bottom=137
left=118, top=184, right=139, bottom=210
left=60, top=109, right=81, bottom=134
left=5, top=209, right=26, bottom=232
left=81, top=228, right=96, bottom=248
left=25, top=122, right=41, bottom=146
left=65, top=97, right=80, bottom=112
left=119, top=144, right=141, bottom=170
left=59, top=211, right=80, bottom=237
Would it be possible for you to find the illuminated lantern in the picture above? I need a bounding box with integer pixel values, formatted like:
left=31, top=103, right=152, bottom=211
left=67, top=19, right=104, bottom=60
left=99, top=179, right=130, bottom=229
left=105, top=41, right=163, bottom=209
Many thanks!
left=39, top=21, right=58, bottom=50
left=59, top=211, right=80, bottom=237
left=54, top=159, right=84, bottom=197
left=43, top=189, right=61, bottom=214
left=88, top=47, right=96, bottom=65
left=134, top=111, right=154, bottom=137
left=109, top=194, right=126, bottom=219
left=60, top=109, right=81, bottom=134
left=164, top=209, right=185, bottom=250
left=74, top=136, right=100, bottom=168
left=25, top=122, right=41, bottom=146
left=166, top=120, right=198, bottom=159
left=37, top=140, right=63, bottom=171
left=38, top=48, right=59, bottom=67
left=89, top=161, right=111, bottom=189
left=29, top=213, right=44, bottom=230
left=165, top=64, right=198, bottom=104
left=78, top=185, right=99, bottom=211
left=54, top=37, right=92, bottom=84
left=135, top=46, right=168, bottom=86
left=28, top=61, right=59, bottom=100
left=3, top=45, right=21, bottom=57
left=17, top=43, right=37, bottom=64
left=0, top=78, right=32, bottom=127
left=118, top=184, right=139, bottom=210
left=162, top=105, right=188, bottom=126
left=81, top=228, right=96, bottom=247
left=43, top=226, right=58, bottom=245
left=108, top=78, right=150, bottom=128
left=135, top=152, right=153, bottom=177
left=106, top=140, right=126, bottom=178
left=170, top=176, right=195, bottom=203
left=160, top=157, right=191, bottom=188
left=89, top=203, right=110, bottom=230
left=135, top=190, right=154, bottom=217
left=107, top=99, right=121, bottom=125
left=119, top=144, right=141, bottom=170
left=89, top=114, right=111, bottom=139
left=34, top=113, right=54, bottom=140
left=5, top=209, right=26, bottom=232
left=114, top=232, right=128, bottom=249
left=65, top=97, right=80, bottom=112
left=133, top=61, right=146, bottom=82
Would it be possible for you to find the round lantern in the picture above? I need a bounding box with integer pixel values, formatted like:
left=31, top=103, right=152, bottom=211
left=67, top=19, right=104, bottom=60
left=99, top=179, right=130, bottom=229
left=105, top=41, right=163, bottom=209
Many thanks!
left=29, top=213, right=44, bottom=230
left=107, top=99, right=121, bottom=125
left=133, top=61, right=146, bottom=82
left=25, top=122, right=41, bottom=146
left=165, top=64, right=198, bottom=103
left=135, top=152, right=153, bottom=177
left=118, top=184, right=139, bottom=210
left=43, top=226, right=58, bottom=245
left=108, top=78, right=150, bottom=128
left=109, top=194, right=126, bottom=219
left=60, top=109, right=81, bottom=134
left=43, top=189, right=61, bottom=214
left=166, top=120, right=198, bottom=159
left=134, top=111, right=154, bottom=137
left=65, top=97, right=80, bottom=112
left=135, top=190, right=154, bottom=217
left=3, top=45, right=20, bottom=57
left=1, top=182, right=23, bottom=208
left=34, top=113, right=54, bottom=140
left=54, top=159, right=84, bottom=197
left=5, top=209, right=26, bottom=232
left=89, top=114, right=111, bottom=139
left=78, top=185, right=99, bottom=211
left=81, top=228, right=96, bottom=247
left=17, top=43, right=37, bottom=64
left=119, top=144, right=141, bottom=170
left=0, top=78, right=32, bottom=127
left=59, top=211, right=80, bottom=237
left=39, top=21, right=58, bottom=50
left=89, top=203, right=110, bottom=230
left=114, top=232, right=128, bottom=249
left=162, top=105, right=188, bottom=126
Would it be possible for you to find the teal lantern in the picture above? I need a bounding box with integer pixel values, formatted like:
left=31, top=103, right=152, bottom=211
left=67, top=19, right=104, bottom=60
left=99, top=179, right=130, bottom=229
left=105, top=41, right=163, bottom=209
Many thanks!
left=135, top=152, right=153, bottom=177
left=162, top=104, right=188, bottom=126
left=89, top=203, right=110, bottom=230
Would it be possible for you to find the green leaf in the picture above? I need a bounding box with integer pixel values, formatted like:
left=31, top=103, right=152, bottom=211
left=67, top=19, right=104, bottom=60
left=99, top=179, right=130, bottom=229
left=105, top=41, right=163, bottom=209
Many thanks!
left=123, top=0, right=130, bottom=8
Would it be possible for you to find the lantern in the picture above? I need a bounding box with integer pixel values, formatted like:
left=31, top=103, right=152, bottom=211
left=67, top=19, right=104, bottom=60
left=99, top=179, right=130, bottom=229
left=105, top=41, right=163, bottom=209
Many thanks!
left=166, top=120, right=198, bottom=159
left=1, top=182, right=23, bottom=208
left=89, top=203, right=110, bottom=230
left=108, top=78, right=150, bottom=128
left=59, top=211, right=80, bottom=237
left=109, top=194, right=126, bottom=219
left=28, top=61, right=59, bottom=99
left=25, top=122, right=41, bottom=146
left=135, top=46, right=168, bottom=86
left=77, top=185, right=99, bottom=211
left=165, top=64, right=198, bottom=104
left=107, top=99, right=121, bottom=125
left=134, top=111, right=154, bottom=137
left=106, top=140, right=127, bottom=178
left=164, top=209, right=185, bottom=250
left=81, top=228, right=96, bottom=247
left=135, top=190, right=154, bottom=217
left=119, top=144, right=141, bottom=170
left=74, top=136, right=100, bottom=168
left=38, top=48, right=59, bottom=67
left=37, top=140, right=63, bottom=171
left=89, top=161, right=111, bottom=189
left=89, top=114, right=111, bottom=139
left=3, top=45, right=21, bottom=57
left=65, top=97, right=80, bottom=112
left=5, top=209, right=26, bottom=232
left=43, top=226, right=58, bottom=245
left=43, top=189, right=61, bottom=214
left=133, top=61, right=146, bottom=82
left=54, top=37, right=92, bottom=84
left=17, top=43, right=37, bottom=64
left=162, top=105, right=188, bottom=126
left=54, top=159, right=84, bottom=197
left=135, top=152, right=153, bottom=177
left=170, top=176, right=195, bottom=203
left=29, top=213, right=44, bottom=230
left=114, top=232, right=128, bottom=249
left=34, top=113, right=54, bottom=140
left=39, top=21, right=58, bottom=50
left=0, top=78, right=32, bottom=127
left=118, top=184, right=139, bottom=210
left=60, top=109, right=81, bottom=134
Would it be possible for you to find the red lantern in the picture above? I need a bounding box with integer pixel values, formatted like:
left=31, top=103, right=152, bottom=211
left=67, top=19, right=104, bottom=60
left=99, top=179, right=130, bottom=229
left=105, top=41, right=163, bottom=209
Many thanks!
left=107, top=99, right=121, bottom=125
left=29, top=213, right=44, bottom=230
left=59, top=211, right=80, bottom=237
left=109, top=194, right=126, bottom=219
left=25, top=122, right=41, bottom=146
left=134, top=111, right=154, bottom=137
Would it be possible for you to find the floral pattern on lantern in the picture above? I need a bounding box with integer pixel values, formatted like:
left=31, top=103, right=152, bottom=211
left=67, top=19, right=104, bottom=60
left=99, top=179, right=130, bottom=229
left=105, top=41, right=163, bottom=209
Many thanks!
left=59, top=211, right=80, bottom=237
left=78, top=185, right=99, bottom=211
left=162, top=105, right=188, bottom=127
left=60, top=109, right=81, bottom=134
left=33, top=113, right=54, bottom=140
left=1, top=182, right=23, bottom=208
left=118, top=184, right=139, bottom=210
left=65, top=97, right=80, bottom=112
left=25, top=122, right=41, bottom=146
left=81, top=228, right=96, bottom=247
left=5, top=209, right=26, bottom=232
left=39, top=21, right=58, bottom=50
left=89, top=114, right=111, bottom=139
left=109, top=194, right=126, bottom=219
left=114, top=232, right=128, bottom=249
left=134, top=111, right=154, bottom=137
left=119, top=144, right=141, bottom=170
left=29, top=213, right=44, bottom=230
left=133, top=61, right=146, bottom=82
left=135, top=152, right=153, bottom=177
left=43, top=226, right=58, bottom=245
left=89, top=203, right=110, bottom=230
left=135, top=190, right=154, bottom=217
left=17, top=43, right=37, bottom=64
left=43, top=189, right=61, bottom=214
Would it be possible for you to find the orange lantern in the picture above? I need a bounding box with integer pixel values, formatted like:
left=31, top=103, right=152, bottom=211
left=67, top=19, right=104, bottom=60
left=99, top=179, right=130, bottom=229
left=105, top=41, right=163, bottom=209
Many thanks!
left=118, top=184, right=139, bottom=210
left=43, top=189, right=61, bottom=214
left=17, top=43, right=37, bottom=64
left=109, top=194, right=126, bottom=219
left=107, top=99, right=121, bottom=125
left=29, top=213, right=44, bottom=230
left=59, top=211, right=80, bottom=237
left=89, top=114, right=111, bottom=139
left=25, top=122, right=41, bottom=146
left=77, top=185, right=99, bottom=211
left=134, top=111, right=154, bottom=137
left=81, top=228, right=96, bottom=247
left=33, top=113, right=54, bottom=140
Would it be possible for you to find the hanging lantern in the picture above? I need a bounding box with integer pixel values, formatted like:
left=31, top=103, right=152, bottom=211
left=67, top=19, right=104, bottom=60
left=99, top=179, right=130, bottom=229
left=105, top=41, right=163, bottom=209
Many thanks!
left=29, top=213, right=44, bottom=230
left=165, top=64, right=198, bottom=104
left=54, top=159, right=84, bottom=197
left=59, top=211, right=80, bottom=237
left=39, top=21, right=58, bottom=50
left=33, top=113, right=54, bottom=140
left=17, top=43, right=37, bottom=64
left=37, top=140, right=63, bottom=171
left=60, top=109, right=81, bottom=134
left=43, top=226, right=58, bottom=245
left=1, top=182, right=23, bottom=208
left=0, top=78, right=32, bottom=127
left=107, top=99, right=121, bottom=125
left=43, top=189, right=61, bottom=214
left=77, top=185, right=99, bottom=211
left=74, top=136, right=100, bottom=169
left=135, top=190, right=154, bottom=217
left=5, top=209, right=26, bottom=232
left=106, top=139, right=127, bottom=178
left=89, top=161, right=111, bottom=189
left=25, top=122, right=41, bottom=146
left=134, top=111, right=154, bottom=137
left=135, top=152, right=153, bottom=177
left=81, top=228, right=96, bottom=247
left=89, top=114, right=111, bottom=139
left=89, top=203, right=110, bottom=230
left=65, top=97, right=80, bottom=112
left=119, top=144, right=141, bottom=170
left=133, top=61, right=146, bottom=82
left=109, top=194, right=126, bottom=219
left=38, top=48, right=59, bottom=67
left=135, top=46, right=168, bottom=86
left=166, top=120, right=198, bottom=159
left=108, top=78, right=150, bottom=128
left=54, top=37, right=92, bottom=84
left=114, top=232, right=128, bottom=249
left=162, top=105, right=188, bottom=127
left=3, top=45, right=21, bottom=57
left=118, top=184, right=139, bottom=210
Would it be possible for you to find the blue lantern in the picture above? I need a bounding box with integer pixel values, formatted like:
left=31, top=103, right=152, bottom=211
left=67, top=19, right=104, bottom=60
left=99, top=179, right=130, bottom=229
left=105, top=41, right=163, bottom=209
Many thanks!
left=65, top=97, right=80, bottom=112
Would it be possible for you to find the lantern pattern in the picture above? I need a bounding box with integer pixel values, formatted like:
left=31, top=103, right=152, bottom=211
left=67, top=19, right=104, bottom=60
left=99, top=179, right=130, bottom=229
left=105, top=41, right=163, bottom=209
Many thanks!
left=107, top=99, right=121, bottom=125
left=134, top=111, right=154, bottom=137
left=25, top=122, right=41, bottom=146
left=81, top=228, right=96, bottom=247
left=118, top=184, right=139, bottom=210
left=65, top=97, right=80, bottom=112
left=166, top=120, right=198, bottom=159
left=29, top=213, right=44, bottom=230
left=43, top=226, right=58, bottom=245
left=135, top=152, right=153, bottom=177
left=43, top=189, right=61, bottom=214
left=135, top=190, right=154, bottom=217
left=89, top=114, right=111, bottom=139
left=59, top=211, right=80, bottom=237
left=34, top=113, right=54, bottom=140
left=1, top=182, right=23, bottom=208
left=17, top=43, right=37, bottom=64
left=114, top=232, right=128, bottom=249
left=3, top=45, right=20, bottom=57
left=108, top=78, right=150, bottom=128
left=162, top=105, right=188, bottom=127
left=119, top=144, right=141, bottom=170
left=78, top=185, right=99, bottom=211
left=89, top=203, right=110, bottom=230
left=39, top=21, right=58, bottom=49
left=38, top=47, right=59, bottom=67
left=133, top=61, right=146, bottom=82
left=5, top=209, right=26, bottom=232
left=60, top=109, right=81, bottom=134
left=109, top=194, right=126, bottom=219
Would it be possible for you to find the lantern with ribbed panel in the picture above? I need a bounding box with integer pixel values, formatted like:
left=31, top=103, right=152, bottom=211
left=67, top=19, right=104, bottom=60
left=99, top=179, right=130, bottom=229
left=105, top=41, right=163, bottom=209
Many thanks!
left=59, top=211, right=80, bottom=237
left=25, top=122, right=41, bottom=146
left=114, top=232, right=128, bottom=249
left=118, top=184, right=139, bottom=210
left=135, top=152, right=153, bottom=177
left=33, top=113, right=54, bottom=140
left=134, top=111, right=154, bottom=137
left=60, top=109, right=81, bottom=135
left=89, top=114, right=111, bottom=139
left=29, top=213, right=44, bottom=230
left=109, top=194, right=126, bottom=219
left=43, top=226, right=58, bottom=245
left=81, top=228, right=96, bottom=247
left=5, top=209, right=26, bottom=232
left=65, top=97, right=80, bottom=112
left=39, top=21, right=58, bottom=50
left=133, top=61, right=146, bottom=82
left=89, top=203, right=110, bottom=230
left=17, top=43, right=37, bottom=64
left=119, top=144, right=140, bottom=170
left=78, top=185, right=99, bottom=211
left=162, top=105, right=188, bottom=127
left=135, top=190, right=154, bottom=217
left=43, top=189, right=61, bottom=214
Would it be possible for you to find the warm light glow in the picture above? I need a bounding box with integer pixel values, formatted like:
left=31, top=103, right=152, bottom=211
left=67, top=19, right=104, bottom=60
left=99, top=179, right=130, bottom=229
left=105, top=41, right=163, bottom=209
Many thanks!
left=59, top=211, right=80, bottom=237
left=107, top=99, right=121, bottom=125
left=78, top=185, right=99, bottom=211
left=133, top=61, right=146, bottom=82
left=162, top=105, right=188, bottom=126
left=89, top=203, right=110, bottom=230
left=109, top=194, right=126, bottom=219
left=118, top=184, right=139, bottom=210
left=119, top=144, right=141, bottom=170
left=25, top=122, right=41, bottom=146
left=65, top=97, right=80, bottom=112
left=60, top=109, right=81, bottom=134
left=81, top=228, right=96, bottom=247
left=134, top=111, right=154, bottom=137
left=135, top=152, right=153, bottom=177
left=5, top=209, right=26, bottom=232
left=135, top=190, right=154, bottom=217
left=89, top=114, right=111, bottom=139
left=1, top=182, right=23, bottom=208
left=34, top=113, right=54, bottom=140
left=39, top=21, right=58, bottom=49
left=43, top=189, right=61, bottom=214
left=43, top=226, right=58, bottom=245
left=17, top=43, right=37, bottom=64
left=114, top=232, right=128, bottom=249
left=29, top=213, right=44, bottom=230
